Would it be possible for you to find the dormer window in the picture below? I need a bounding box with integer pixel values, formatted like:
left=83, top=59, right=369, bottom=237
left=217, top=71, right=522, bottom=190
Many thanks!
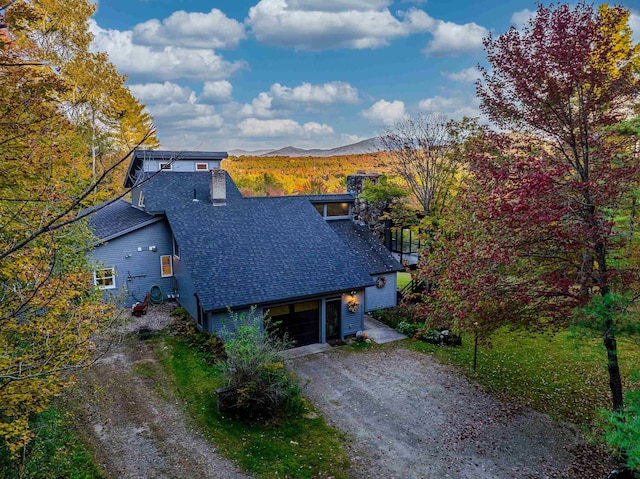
left=326, top=203, right=350, bottom=217
left=159, top=163, right=172, bottom=170
left=196, top=163, right=208, bottom=171
left=313, top=202, right=351, bottom=220
left=138, top=191, right=145, bottom=207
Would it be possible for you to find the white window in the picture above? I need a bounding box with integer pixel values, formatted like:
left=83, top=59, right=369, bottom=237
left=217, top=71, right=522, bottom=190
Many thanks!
left=160, top=255, right=173, bottom=277
left=94, top=267, right=116, bottom=289
left=159, top=163, right=172, bottom=171
left=138, top=191, right=145, bottom=207
left=196, top=163, right=208, bottom=171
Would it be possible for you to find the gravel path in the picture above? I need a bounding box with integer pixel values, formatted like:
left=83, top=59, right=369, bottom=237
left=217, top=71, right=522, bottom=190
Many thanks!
left=71, top=304, right=254, bottom=479
left=69, top=305, right=609, bottom=479
left=292, top=346, right=588, bottom=479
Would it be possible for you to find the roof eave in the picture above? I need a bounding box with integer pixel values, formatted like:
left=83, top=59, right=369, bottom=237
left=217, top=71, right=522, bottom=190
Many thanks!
left=91, top=215, right=164, bottom=245
left=204, top=282, right=375, bottom=313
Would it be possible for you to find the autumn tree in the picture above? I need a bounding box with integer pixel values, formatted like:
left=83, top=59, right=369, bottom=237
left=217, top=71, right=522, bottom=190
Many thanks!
left=0, top=0, right=156, bottom=455
left=378, top=114, right=465, bottom=217
left=423, top=2, right=640, bottom=412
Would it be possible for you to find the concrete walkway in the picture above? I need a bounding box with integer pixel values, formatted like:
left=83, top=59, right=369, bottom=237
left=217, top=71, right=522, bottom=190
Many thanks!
left=284, top=314, right=405, bottom=359
left=364, top=315, right=406, bottom=344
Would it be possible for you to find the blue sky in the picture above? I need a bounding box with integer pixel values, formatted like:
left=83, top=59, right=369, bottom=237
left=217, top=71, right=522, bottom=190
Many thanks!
left=90, top=1, right=640, bottom=151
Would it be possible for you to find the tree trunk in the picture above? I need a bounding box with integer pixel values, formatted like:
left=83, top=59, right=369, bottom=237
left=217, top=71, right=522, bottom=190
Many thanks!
left=603, top=316, right=624, bottom=412
left=596, top=241, right=624, bottom=412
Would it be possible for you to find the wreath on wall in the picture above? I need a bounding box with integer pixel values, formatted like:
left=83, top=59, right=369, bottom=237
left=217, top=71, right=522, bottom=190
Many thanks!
left=347, top=298, right=359, bottom=313
left=375, top=276, right=387, bottom=289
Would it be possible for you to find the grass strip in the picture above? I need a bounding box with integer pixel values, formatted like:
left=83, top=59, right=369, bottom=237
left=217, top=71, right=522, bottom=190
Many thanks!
left=161, top=336, right=350, bottom=479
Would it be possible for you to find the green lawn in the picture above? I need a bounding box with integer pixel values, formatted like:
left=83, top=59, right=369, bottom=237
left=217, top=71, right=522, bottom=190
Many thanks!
left=396, top=272, right=412, bottom=290
left=407, top=327, right=640, bottom=428
left=161, top=337, right=350, bottom=479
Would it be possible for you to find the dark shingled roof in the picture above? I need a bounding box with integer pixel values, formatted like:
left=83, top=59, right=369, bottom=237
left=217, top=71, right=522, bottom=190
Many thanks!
left=82, top=199, right=160, bottom=241
left=139, top=172, right=375, bottom=312
left=141, top=172, right=243, bottom=214
left=328, top=220, right=404, bottom=275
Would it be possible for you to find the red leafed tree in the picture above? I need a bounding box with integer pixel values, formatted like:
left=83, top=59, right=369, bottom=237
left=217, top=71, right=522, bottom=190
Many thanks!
left=421, top=2, right=640, bottom=411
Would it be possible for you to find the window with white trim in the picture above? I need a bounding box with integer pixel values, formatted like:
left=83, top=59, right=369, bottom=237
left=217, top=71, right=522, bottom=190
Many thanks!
left=138, top=191, right=145, bottom=207
left=196, top=163, right=208, bottom=171
left=94, top=267, right=116, bottom=289
left=160, top=255, right=173, bottom=277
left=159, top=163, right=172, bottom=170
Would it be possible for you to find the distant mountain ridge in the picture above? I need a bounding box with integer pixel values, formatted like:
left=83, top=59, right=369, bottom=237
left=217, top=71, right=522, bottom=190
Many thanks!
left=228, top=137, right=381, bottom=158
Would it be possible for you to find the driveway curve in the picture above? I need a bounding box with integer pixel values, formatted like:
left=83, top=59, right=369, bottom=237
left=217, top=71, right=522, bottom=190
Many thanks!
left=292, top=346, right=585, bottom=479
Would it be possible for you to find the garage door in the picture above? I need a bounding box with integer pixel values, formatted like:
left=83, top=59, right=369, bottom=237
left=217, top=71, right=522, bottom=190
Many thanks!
left=267, top=300, right=320, bottom=347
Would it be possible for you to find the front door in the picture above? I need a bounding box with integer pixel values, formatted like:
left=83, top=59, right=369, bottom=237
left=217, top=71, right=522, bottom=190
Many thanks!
left=325, top=299, right=341, bottom=341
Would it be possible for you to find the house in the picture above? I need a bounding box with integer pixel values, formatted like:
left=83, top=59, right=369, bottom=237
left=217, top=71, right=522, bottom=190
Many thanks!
left=84, top=150, right=404, bottom=346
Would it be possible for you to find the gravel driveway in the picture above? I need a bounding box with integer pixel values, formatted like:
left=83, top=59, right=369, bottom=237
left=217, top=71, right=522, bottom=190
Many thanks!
left=292, top=346, right=587, bottom=479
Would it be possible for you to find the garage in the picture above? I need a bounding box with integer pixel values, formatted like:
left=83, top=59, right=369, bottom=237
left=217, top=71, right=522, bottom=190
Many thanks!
left=267, top=300, right=320, bottom=347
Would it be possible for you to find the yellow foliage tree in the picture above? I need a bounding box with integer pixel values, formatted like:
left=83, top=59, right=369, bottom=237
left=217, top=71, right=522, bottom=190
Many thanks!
left=0, top=0, right=156, bottom=456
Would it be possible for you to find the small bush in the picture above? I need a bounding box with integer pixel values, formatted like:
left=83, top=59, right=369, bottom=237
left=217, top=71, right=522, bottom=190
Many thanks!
left=416, top=328, right=462, bottom=347
left=604, top=376, right=640, bottom=473
left=220, top=308, right=301, bottom=420
left=169, top=307, right=226, bottom=363
left=373, top=305, right=418, bottom=329
left=395, top=321, right=421, bottom=337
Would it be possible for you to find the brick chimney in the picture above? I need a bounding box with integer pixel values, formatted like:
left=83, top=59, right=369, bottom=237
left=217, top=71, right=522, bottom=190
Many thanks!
left=210, top=168, right=226, bottom=206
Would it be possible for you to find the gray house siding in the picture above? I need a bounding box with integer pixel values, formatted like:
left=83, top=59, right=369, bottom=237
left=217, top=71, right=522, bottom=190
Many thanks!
left=143, top=159, right=221, bottom=173
left=172, top=254, right=200, bottom=324
left=131, top=188, right=144, bottom=209
left=208, top=309, right=254, bottom=337
left=364, top=273, right=398, bottom=312
left=89, top=220, right=174, bottom=307
left=341, top=289, right=365, bottom=336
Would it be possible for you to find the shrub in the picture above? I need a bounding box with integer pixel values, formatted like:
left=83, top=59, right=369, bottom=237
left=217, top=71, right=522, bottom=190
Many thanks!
left=395, top=321, right=421, bottom=337
left=220, top=308, right=301, bottom=420
left=604, top=375, right=640, bottom=473
left=373, top=305, right=418, bottom=329
left=169, top=307, right=226, bottom=363
left=416, top=328, right=462, bottom=347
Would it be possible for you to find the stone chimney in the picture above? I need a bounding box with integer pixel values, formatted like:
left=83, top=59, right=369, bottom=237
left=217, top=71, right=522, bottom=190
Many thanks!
left=347, top=173, right=387, bottom=242
left=210, top=168, right=226, bottom=206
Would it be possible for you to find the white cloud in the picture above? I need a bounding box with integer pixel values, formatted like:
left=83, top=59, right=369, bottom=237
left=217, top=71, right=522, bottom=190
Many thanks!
left=247, top=0, right=485, bottom=56
left=129, top=82, right=194, bottom=104
left=288, top=0, right=392, bottom=11
left=236, top=92, right=275, bottom=118
left=361, top=99, right=406, bottom=125
left=237, top=118, right=334, bottom=137
left=201, top=80, right=233, bottom=103
left=421, top=20, right=488, bottom=56
left=418, top=95, right=480, bottom=119
left=90, top=20, right=246, bottom=81
left=173, top=115, right=224, bottom=130
left=148, top=101, right=215, bottom=120
left=442, top=67, right=480, bottom=83
left=630, top=11, right=640, bottom=45
left=511, top=8, right=535, bottom=29
left=132, top=9, right=246, bottom=49
left=246, top=0, right=432, bottom=50
left=270, top=81, right=359, bottom=105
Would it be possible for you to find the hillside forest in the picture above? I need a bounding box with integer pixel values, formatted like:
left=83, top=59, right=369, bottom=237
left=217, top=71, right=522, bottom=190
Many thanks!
left=222, top=152, right=394, bottom=196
